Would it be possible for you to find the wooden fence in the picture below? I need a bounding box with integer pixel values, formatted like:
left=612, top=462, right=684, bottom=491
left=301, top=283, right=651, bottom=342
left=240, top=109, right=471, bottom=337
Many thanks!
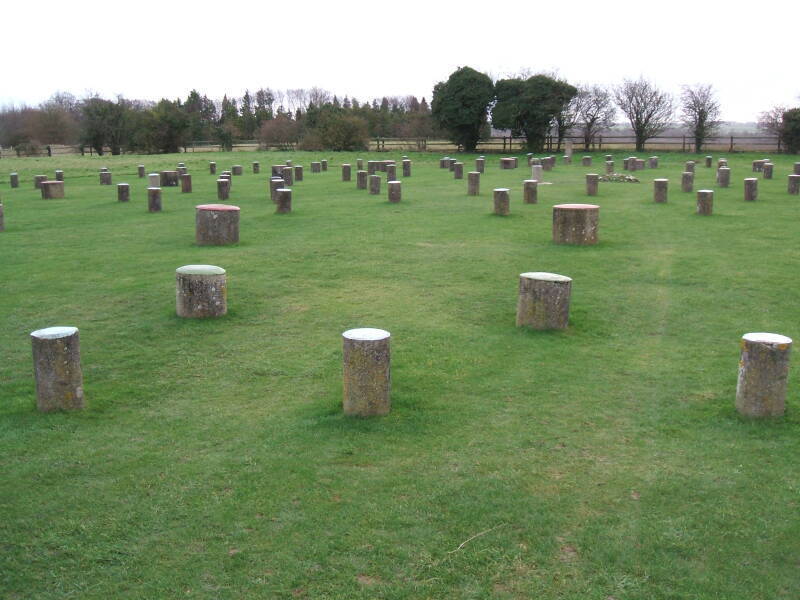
left=1, top=135, right=784, bottom=158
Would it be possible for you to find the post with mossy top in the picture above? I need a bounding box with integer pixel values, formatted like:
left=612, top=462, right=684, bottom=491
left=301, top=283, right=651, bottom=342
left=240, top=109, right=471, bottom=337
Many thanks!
left=175, top=265, right=227, bottom=318
left=31, top=326, right=85, bottom=412
left=342, top=328, right=391, bottom=417
left=516, top=272, right=572, bottom=330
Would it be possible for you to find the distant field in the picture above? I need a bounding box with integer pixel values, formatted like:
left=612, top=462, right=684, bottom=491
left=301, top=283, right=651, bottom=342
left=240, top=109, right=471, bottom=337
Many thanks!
left=1, top=151, right=799, bottom=599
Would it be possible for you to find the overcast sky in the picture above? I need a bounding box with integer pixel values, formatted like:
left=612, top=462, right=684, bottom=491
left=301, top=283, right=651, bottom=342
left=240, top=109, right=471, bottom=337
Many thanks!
left=3, top=0, right=797, bottom=122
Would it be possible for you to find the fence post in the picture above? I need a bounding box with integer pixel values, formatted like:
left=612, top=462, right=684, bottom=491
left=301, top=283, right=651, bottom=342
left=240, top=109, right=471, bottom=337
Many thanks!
left=599, top=136, right=602, bottom=151
left=729, top=136, right=734, bottom=152
left=682, top=136, right=686, bottom=152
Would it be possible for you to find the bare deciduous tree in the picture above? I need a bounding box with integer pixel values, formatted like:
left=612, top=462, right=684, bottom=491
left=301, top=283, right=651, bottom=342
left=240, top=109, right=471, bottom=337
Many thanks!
left=574, top=85, right=616, bottom=150
left=757, top=105, right=787, bottom=137
left=680, top=84, right=721, bottom=152
left=614, top=78, right=674, bottom=151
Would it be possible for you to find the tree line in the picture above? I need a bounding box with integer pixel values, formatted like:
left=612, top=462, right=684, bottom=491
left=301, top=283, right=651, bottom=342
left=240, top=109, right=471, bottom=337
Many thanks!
left=1, top=71, right=798, bottom=155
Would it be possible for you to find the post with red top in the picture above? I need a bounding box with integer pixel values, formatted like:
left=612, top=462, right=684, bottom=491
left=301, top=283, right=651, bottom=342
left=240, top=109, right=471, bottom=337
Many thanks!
left=195, top=204, right=240, bottom=245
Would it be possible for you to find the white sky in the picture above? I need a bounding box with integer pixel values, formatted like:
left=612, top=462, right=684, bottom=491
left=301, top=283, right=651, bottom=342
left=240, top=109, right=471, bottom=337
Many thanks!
left=3, top=0, right=798, bottom=122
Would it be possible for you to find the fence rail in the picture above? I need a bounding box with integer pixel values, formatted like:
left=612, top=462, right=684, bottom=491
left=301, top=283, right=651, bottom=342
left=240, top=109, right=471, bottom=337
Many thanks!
left=1, top=134, right=784, bottom=158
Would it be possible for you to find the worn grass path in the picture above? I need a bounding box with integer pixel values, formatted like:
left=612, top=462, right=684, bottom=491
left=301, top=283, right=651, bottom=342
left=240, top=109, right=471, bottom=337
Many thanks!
left=1, top=151, right=798, bottom=599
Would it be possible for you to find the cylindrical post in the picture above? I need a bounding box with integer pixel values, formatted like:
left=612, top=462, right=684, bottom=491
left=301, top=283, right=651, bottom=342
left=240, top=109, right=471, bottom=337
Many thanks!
left=744, top=178, right=758, bottom=201
left=270, top=177, right=284, bottom=202
left=281, top=166, right=294, bottom=186
left=635, top=159, right=646, bottom=170
left=196, top=203, right=240, bottom=245
left=453, top=162, right=463, bottom=179
left=34, top=175, right=47, bottom=189
left=681, top=171, right=694, bottom=193
left=99, top=172, right=112, bottom=185
left=41, top=181, right=65, bottom=199
left=705, top=156, right=712, bottom=168
left=763, top=163, right=774, bottom=179
left=311, top=161, right=321, bottom=173
left=30, top=326, right=85, bottom=412
left=148, top=173, right=160, bottom=187
left=357, top=170, right=367, bottom=190
left=515, top=272, right=572, bottom=330
left=531, top=164, right=543, bottom=182
left=649, top=156, right=658, bottom=168
left=476, top=157, right=485, bottom=173
left=55, top=170, right=64, bottom=181
left=449, top=158, right=457, bottom=171
left=180, top=174, right=192, bottom=193
left=388, top=180, right=401, bottom=203
left=581, top=156, right=592, bottom=166
left=10, top=172, right=19, bottom=188
left=654, top=178, right=668, bottom=203
left=788, top=174, right=800, bottom=195
left=342, top=328, right=391, bottom=417
left=148, top=187, right=162, bottom=212
left=605, top=161, right=614, bottom=174
left=718, top=167, right=731, bottom=188
left=137, top=165, right=145, bottom=178
left=177, top=166, right=188, bottom=177
left=440, top=157, right=448, bottom=169
left=718, top=158, right=728, bottom=169
left=294, top=165, right=303, bottom=181
left=217, top=178, right=230, bottom=201
left=685, top=160, right=696, bottom=173
left=386, top=164, right=397, bottom=181
left=117, top=183, right=130, bottom=202
left=271, top=165, right=284, bottom=176
left=467, top=172, right=480, bottom=196
left=175, top=265, right=227, bottom=318
left=285, top=159, right=293, bottom=168
left=232, top=165, right=243, bottom=176
left=402, top=159, right=411, bottom=177
left=493, top=188, right=510, bottom=215
left=160, top=171, right=179, bottom=186
left=552, top=204, right=599, bottom=245
left=252, top=161, right=260, bottom=174
left=342, top=164, right=352, bottom=181
left=368, top=160, right=378, bottom=175
left=736, top=332, right=792, bottom=417
left=357, top=158, right=364, bottom=171
left=209, top=162, right=217, bottom=175
left=623, top=158, right=631, bottom=170
left=696, top=189, right=713, bottom=215
left=585, top=173, right=599, bottom=196
left=523, top=179, right=538, bottom=204
left=275, top=188, right=292, bottom=214
left=321, top=159, right=328, bottom=171
left=752, top=160, right=763, bottom=173
left=369, top=174, right=381, bottom=195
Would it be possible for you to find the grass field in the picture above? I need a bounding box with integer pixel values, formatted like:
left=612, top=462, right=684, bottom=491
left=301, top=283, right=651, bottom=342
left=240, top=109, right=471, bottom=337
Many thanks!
left=1, top=150, right=799, bottom=599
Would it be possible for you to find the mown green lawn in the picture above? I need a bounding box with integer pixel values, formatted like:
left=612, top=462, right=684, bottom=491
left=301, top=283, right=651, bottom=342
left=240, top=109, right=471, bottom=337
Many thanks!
left=1, top=150, right=798, bottom=599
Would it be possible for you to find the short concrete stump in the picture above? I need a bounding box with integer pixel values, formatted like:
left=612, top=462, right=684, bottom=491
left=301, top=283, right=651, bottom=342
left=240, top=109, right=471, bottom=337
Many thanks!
left=402, top=159, right=411, bottom=177
left=794, top=162, right=800, bottom=175
left=439, top=157, right=449, bottom=169
left=744, top=178, right=758, bottom=201
left=467, top=172, right=480, bottom=196
left=453, top=162, right=463, bottom=179
left=148, top=173, right=160, bottom=187
left=311, top=161, right=321, bottom=173
left=196, top=204, right=240, bottom=245
left=357, top=170, right=368, bottom=190
left=516, top=272, right=572, bottom=330
left=605, top=161, right=614, bottom=174
left=342, top=328, right=391, bottom=417
left=635, top=159, right=646, bottom=170
left=523, top=179, right=538, bottom=204
left=34, top=175, right=48, bottom=189
left=55, top=170, right=64, bottom=181
left=217, top=178, right=230, bottom=201
left=368, top=160, right=378, bottom=175
left=30, top=326, right=84, bottom=412
left=369, top=174, right=381, bottom=195
left=531, top=165, right=544, bottom=182
left=649, top=156, right=658, bottom=168
left=180, top=173, right=192, bottom=193
left=232, top=165, right=243, bottom=176
left=99, top=172, right=112, bottom=185
left=763, top=163, right=774, bottom=179
left=138, top=165, right=145, bottom=177
left=386, top=164, right=397, bottom=181
left=117, top=183, right=130, bottom=202
left=788, top=174, right=800, bottom=195
left=10, top=172, right=19, bottom=188
left=500, top=157, right=515, bottom=169
left=388, top=180, right=401, bottom=203
left=476, top=157, right=485, bottom=173
left=294, top=165, right=303, bottom=181
left=176, top=265, right=227, bottom=318
left=736, top=332, right=792, bottom=417
left=321, top=159, right=328, bottom=171
left=342, top=164, right=352, bottom=181
left=41, top=181, right=64, bottom=199
left=160, top=171, right=179, bottom=186
left=275, top=189, right=292, bottom=214
left=281, top=166, right=294, bottom=186
left=705, top=156, right=712, bottom=168
left=585, top=174, right=599, bottom=196
left=685, top=160, right=696, bottom=173
left=552, top=204, right=599, bottom=245
left=357, top=158, right=364, bottom=170
left=696, top=189, right=713, bottom=215
left=581, top=156, right=592, bottom=166
left=718, top=167, right=731, bottom=188
left=209, top=162, right=217, bottom=175
left=271, top=165, right=284, bottom=176
left=493, top=188, right=510, bottom=215
left=654, top=179, right=668, bottom=203
left=148, top=187, right=162, bottom=212
left=252, top=161, right=260, bottom=174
